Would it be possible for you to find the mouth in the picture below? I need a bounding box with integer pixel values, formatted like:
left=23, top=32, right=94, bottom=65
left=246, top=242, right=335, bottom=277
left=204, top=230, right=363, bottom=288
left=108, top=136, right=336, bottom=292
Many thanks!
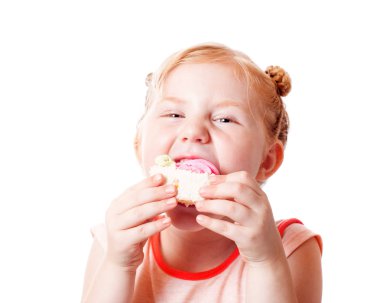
left=172, top=155, right=220, bottom=175
left=173, top=155, right=205, bottom=162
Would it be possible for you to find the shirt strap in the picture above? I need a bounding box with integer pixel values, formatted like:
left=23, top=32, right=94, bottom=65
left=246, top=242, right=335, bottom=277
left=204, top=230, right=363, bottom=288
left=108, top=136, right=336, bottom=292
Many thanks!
left=277, top=218, right=304, bottom=237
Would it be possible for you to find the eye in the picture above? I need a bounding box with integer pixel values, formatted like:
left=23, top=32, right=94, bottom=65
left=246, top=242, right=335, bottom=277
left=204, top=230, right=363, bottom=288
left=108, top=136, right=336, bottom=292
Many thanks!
left=162, top=113, right=184, bottom=118
left=217, top=117, right=232, bottom=123
left=170, top=113, right=182, bottom=118
left=214, top=116, right=236, bottom=123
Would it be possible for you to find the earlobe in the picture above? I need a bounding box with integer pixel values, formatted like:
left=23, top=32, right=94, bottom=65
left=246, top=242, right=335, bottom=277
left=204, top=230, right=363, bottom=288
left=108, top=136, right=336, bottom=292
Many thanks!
left=256, top=141, right=284, bottom=182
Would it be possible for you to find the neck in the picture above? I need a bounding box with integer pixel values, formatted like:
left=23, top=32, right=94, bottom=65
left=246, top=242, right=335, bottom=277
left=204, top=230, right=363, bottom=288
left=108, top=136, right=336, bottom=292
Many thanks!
left=160, top=226, right=236, bottom=272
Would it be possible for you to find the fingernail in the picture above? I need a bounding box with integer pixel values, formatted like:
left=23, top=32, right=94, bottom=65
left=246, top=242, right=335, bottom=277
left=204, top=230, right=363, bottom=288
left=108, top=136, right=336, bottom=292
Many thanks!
left=196, top=215, right=206, bottom=223
left=162, top=217, right=171, bottom=225
left=165, top=185, right=176, bottom=194
left=166, top=198, right=177, bottom=205
left=208, top=175, right=218, bottom=184
left=199, top=186, right=209, bottom=195
left=154, top=174, right=162, bottom=182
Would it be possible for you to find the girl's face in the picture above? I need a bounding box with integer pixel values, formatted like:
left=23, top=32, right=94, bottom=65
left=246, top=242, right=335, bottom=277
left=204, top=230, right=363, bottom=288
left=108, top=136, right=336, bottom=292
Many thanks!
left=138, top=63, right=271, bottom=231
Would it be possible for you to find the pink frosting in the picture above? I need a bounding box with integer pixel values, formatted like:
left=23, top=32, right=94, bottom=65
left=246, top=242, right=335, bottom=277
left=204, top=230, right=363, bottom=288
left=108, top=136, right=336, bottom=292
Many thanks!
left=175, top=159, right=219, bottom=175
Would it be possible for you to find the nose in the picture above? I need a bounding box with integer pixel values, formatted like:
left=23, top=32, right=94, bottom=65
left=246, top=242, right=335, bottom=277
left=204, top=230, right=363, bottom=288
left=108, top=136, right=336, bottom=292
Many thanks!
left=179, top=118, right=210, bottom=144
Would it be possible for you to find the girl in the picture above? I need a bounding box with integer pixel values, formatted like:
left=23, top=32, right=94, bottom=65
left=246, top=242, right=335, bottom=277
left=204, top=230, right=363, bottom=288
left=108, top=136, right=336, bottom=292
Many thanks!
left=81, top=43, right=323, bottom=303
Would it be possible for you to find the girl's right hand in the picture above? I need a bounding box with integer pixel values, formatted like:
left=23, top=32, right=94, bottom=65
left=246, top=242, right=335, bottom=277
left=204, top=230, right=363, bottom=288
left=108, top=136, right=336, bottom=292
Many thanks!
left=104, top=174, right=177, bottom=271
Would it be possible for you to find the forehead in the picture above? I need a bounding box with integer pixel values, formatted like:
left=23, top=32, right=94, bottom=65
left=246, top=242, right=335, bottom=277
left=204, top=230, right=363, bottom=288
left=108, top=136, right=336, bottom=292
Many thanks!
left=162, top=63, right=249, bottom=103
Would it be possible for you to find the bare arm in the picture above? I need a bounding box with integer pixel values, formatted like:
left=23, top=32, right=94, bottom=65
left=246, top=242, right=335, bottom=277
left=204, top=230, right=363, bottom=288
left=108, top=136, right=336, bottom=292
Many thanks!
left=245, top=237, right=322, bottom=303
left=81, top=174, right=178, bottom=303
left=81, top=239, right=136, bottom=303
left=196, top=172, right=322, bottom=303
left=288, top=238, right=322, bottom=303
left=246, top=252, right=297, bottom=303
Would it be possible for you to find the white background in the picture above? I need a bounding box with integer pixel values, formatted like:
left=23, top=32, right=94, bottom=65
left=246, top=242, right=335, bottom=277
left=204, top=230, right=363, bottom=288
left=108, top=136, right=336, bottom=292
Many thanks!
left=1, top=1, right=379, bottom=302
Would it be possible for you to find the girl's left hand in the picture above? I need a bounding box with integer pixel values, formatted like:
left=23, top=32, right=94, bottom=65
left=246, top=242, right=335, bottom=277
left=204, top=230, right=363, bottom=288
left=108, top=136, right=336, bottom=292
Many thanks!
left=196, top=171, right=284, bottom=266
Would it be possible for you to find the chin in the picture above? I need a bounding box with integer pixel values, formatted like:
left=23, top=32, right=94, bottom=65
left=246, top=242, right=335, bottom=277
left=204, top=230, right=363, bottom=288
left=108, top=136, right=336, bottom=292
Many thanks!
left=166, top=204, right=225, bottom=232
left=166, top=205, right=205, bottom=232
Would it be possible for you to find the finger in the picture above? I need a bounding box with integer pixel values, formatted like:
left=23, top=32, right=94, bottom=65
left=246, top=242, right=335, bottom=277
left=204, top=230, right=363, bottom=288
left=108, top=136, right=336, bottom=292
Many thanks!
left=130, top=173, right=167, bottom=191
left=196, top=215, right=244, bottom=242
left=195, top=199, right=253, bottom=224
left=113, top=174, right=167, bottom=206
left=208, top=171, right=263, bottom=195
left=112, top=182, right=177, bottom=214
left=122, top=216, right=172, bottom=245
left=199, top=182, right=258, bottom=208
left=112, top=197, right=177, bottom=230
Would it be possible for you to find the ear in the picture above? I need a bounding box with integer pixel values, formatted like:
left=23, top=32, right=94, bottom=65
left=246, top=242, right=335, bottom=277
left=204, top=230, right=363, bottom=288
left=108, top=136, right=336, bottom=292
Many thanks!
left=256, top=140, right=284, bottom=182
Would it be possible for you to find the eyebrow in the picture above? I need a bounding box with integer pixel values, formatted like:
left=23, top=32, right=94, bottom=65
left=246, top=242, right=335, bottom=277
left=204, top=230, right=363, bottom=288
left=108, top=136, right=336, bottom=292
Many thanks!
left=215, top=99, right=247, bottom=109
left=160, top=96, right=248, bottom=110
left=159, top=96, right=186, bottom=105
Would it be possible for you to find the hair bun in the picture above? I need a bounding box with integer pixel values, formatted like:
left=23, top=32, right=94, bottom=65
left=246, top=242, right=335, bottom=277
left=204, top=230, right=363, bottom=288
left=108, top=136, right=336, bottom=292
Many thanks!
left=265, top=66, right=291, bottom=97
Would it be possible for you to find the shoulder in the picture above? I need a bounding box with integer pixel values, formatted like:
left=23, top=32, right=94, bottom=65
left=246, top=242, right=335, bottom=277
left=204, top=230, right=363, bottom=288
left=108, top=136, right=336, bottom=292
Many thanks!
left=276, top=218, right=323, bottom=258
left=277, top=219, right=323, bottom=303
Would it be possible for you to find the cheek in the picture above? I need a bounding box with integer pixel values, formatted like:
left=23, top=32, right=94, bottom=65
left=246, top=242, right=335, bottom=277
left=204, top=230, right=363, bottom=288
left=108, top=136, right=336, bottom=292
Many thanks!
left=138, top=124, right=157, bottom=170
left=216, top=139, right=263, bottom=175
left=139, top=122, right=175, bottom=170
